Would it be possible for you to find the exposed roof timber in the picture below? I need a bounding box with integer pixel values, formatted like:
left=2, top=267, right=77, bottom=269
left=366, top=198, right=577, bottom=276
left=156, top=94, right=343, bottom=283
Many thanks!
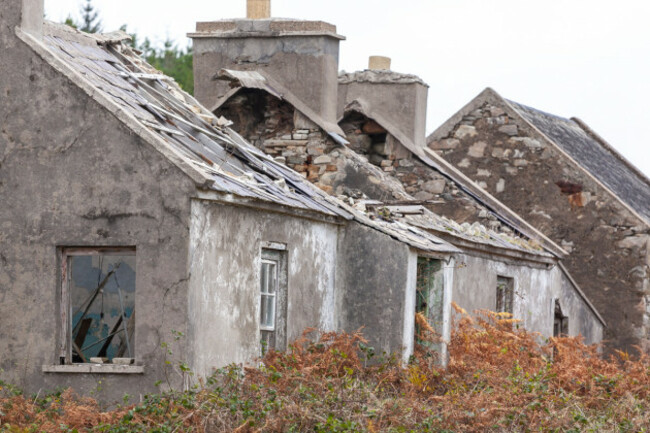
left=22, top=24, right=457, bottom=255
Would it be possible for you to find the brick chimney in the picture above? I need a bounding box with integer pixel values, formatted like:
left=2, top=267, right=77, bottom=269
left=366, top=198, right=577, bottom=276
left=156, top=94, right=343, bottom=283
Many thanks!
left=1, top=0, right=44, bottom=38
left=188, top=0, right=345, bottom=124
left=338, top=56, right=429, bottom=149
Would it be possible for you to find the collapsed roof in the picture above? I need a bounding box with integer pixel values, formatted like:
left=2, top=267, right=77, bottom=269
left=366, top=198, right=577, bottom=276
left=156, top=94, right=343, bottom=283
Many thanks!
left=17, top=22, right=458, bottom=255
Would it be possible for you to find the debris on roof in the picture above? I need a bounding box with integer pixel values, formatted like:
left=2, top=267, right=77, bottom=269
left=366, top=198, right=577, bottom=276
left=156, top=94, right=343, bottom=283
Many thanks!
left=35, top=24, right=457, bottom=255
left=213, top=69, right=348, bottom=146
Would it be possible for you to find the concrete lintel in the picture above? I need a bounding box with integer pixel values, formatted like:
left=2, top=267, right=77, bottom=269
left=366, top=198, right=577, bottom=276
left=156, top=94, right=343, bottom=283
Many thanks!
left=42, top=365, right=145, bottom=374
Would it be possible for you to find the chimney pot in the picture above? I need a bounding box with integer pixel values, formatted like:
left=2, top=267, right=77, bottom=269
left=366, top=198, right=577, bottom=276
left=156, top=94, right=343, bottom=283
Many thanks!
left=368, top=56, right=391, bottom=70
left=247, top=0, right=271, bottom=19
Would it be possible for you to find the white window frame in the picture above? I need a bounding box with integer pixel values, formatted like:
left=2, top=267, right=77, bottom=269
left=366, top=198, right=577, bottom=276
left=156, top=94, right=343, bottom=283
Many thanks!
left=260, top=258, right=278, bottom=332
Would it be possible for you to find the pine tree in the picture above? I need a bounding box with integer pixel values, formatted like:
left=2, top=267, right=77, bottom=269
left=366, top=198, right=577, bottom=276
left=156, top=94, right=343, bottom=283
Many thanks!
left=79, top=0, right=102, bottom=34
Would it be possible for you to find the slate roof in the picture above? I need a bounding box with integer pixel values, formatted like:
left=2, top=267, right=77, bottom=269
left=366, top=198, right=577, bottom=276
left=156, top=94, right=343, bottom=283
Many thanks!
left=507, top=100, right=650, bottom=223
left=26, top=23, right=458, bottom=255
left=360, top=203, right=552, bottom=259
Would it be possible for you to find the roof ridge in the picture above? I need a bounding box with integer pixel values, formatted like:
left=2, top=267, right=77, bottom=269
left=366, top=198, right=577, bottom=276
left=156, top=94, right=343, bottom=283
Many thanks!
left=571, top=116, right=650, bottom=189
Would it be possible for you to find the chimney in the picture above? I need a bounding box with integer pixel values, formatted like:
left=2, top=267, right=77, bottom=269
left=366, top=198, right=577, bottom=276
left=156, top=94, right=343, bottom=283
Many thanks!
left=368, top=56, right=391, bottom=71
left=338, top=56, right=429, bottom=148
left=21, top=0, right=44, bottom=37
left=189, top=0, right=345, bottom=124
left=2, top=0, right=44, bottom=38
left=247, top=0, right=271, bottom=19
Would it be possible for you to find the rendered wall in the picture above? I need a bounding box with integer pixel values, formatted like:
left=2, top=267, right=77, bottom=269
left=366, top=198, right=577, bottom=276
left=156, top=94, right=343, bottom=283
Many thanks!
left=187, top=200, right=340, bottom=378
left=451, top=253, right=603, bottom=344
left=0, top=10, right=196, bottom=400
left=336, top=222, right=417, bottom=360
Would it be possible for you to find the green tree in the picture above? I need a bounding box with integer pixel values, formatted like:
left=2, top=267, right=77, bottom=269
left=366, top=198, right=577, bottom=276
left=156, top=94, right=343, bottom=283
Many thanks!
left=79, top=0, right=102, bottom=33
left=65, top=7, right=194, bottom=95
left=145, top=38, right=194, bottom=95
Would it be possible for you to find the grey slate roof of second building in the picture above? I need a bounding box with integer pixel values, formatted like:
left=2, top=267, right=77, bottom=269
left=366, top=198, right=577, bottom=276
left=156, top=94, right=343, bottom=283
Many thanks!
left=508, top=100, right=650, bottom=224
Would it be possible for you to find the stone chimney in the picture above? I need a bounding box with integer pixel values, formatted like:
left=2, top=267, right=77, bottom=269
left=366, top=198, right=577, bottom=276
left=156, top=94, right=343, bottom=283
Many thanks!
left=338, top=56, right=429, bottom=149
left=2, top=0, right=44, bottom=38
left=188, top=0, right=345, bottom=124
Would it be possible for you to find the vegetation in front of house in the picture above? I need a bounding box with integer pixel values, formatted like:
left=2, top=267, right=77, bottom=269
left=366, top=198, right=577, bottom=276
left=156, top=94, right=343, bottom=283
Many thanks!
left=1, top=308, right=648, bottom=432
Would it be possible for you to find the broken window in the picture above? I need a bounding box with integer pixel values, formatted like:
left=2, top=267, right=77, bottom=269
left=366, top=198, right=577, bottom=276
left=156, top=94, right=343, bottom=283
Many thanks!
left=496, top=276, right=514, bottom=315
left=553, top=300, right=569, bottom=337
left=415, top=257, right=444, bottom=348
left=260, top=248, right=287, bottom=355
left=59, top=248, right=136, bottom=365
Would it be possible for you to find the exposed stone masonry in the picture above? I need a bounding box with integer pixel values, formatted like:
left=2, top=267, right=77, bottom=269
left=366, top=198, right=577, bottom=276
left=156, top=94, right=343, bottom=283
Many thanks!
left=430, top=101, right=650, bottom=352
left=216, top=92, right=541, bottom=240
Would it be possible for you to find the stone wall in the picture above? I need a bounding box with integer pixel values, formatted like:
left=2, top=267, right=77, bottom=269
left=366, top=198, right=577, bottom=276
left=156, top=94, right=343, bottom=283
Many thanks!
left=214, top=91, right=410, bottom=201
left=429, top=101, right=650, bottom=352
left=216, top=93, right=531, bottom=238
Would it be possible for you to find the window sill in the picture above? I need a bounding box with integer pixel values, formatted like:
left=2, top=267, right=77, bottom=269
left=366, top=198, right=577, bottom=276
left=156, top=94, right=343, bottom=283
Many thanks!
left=42, top=364, right=144, bottom=374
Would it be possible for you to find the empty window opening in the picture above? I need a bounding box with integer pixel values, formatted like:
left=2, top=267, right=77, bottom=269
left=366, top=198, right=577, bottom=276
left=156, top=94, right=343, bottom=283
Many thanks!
left=415, top=257, right=444, bottom=348
left=260, top=248, right=287, bottom=355
left=60, top=248, right=136, bottom=364
left=496, top=276, right=514, bottom=315
left=553, top=300, right=569, bottom=337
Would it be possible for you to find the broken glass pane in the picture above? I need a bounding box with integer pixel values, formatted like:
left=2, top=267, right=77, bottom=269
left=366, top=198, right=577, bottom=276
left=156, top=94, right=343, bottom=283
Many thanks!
left=69, top=253, right=135, bottom=363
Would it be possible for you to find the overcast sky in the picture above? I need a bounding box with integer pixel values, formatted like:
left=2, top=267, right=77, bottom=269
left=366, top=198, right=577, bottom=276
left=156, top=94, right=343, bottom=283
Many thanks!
left=45, top=0, right=650, bottom=177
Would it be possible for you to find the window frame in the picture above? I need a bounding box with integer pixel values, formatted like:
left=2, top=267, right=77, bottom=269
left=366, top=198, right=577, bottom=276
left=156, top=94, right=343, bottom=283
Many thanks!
left=496, top=276, right=514, bottom=315
left=259, top=246, right=288, bottom=355
left=58, top=246, right=136, bottom=366
left=259, top=258, right=278, bottom=332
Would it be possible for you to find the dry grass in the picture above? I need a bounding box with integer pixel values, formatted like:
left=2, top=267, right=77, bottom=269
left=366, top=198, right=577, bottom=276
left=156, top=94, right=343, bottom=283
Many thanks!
left=1, top=308, right=649, bottom=432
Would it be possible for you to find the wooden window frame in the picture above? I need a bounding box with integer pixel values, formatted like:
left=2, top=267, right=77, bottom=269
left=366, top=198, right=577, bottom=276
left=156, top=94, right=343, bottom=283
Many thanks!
left=58, top=246, right=136, bottom=365
left=496, top=276, right=514, bottom=315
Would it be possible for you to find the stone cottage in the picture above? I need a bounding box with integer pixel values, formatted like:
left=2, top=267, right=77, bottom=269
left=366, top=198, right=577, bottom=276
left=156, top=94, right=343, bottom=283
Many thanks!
left=189, top=0, right=604, bottom=350
left=0, top=0, right=605, bottom=402
left=428, top=88, right=650, bottom=353
left=0, top=0, right=475, bottom=400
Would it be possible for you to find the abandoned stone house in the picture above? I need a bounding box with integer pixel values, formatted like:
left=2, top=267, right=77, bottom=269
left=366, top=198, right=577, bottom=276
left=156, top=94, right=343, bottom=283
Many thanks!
left=0, top=0, right=606, bottom=401
left=1, top=0, right=483, bottom=400
left=428, top=88, right=650, bottom=353
left=189, top=3, right=603, bottom=340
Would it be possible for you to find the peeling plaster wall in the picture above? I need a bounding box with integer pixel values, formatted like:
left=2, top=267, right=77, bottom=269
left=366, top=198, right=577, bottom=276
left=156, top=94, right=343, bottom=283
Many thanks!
left=0, top=17, right=196, bottom=400
left=451, top=254, right=603, bottom=343
left=431, top=101, right=646, bottom=352
left=187, top=200, right=339, bottom=378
